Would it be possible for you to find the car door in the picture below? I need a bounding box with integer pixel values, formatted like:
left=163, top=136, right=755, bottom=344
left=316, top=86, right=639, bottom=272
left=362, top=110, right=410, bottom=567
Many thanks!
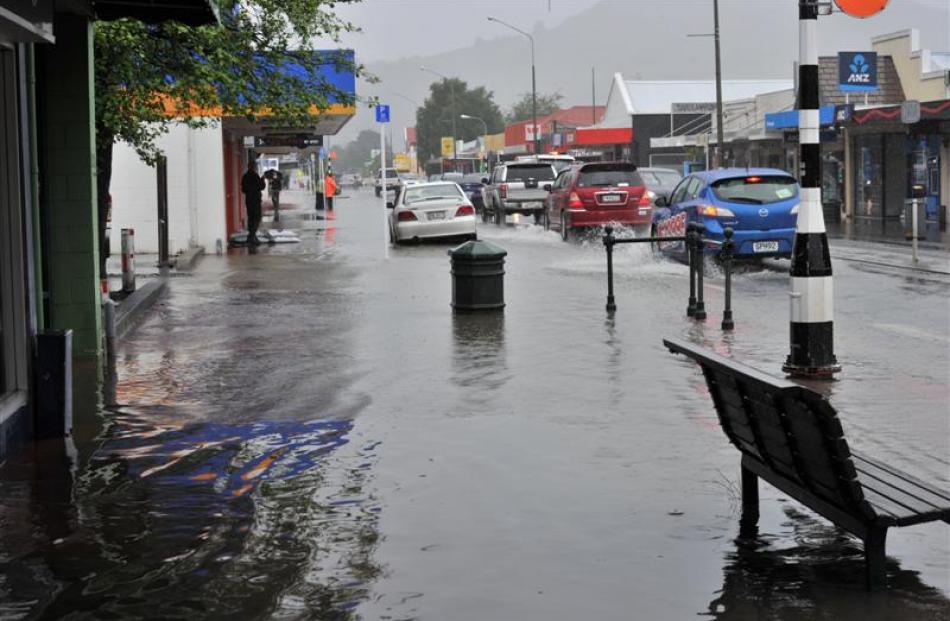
left=674, top=177, right=705, bottom=221
left=548, top=170, right=571, bottom=221
left=656, top=175, right=698, bottom=253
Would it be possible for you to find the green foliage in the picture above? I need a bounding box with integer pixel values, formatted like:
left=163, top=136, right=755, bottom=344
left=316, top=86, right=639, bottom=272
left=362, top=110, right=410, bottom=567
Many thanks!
left=94, top=0, right=367, bottom=164
left=335, top=129, right=391, bottom=174
left=416, top=78, right=504, bottom=165
left=506, top=92, right=563, bottom=124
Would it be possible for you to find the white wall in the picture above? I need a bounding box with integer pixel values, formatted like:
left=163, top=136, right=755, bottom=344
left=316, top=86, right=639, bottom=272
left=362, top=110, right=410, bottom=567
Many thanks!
left=110, top=123, right=226, bottom=254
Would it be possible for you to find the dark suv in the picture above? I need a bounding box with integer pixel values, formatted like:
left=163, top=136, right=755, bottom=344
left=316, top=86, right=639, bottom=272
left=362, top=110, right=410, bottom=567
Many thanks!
left=543, top=162, right=650, bottom=240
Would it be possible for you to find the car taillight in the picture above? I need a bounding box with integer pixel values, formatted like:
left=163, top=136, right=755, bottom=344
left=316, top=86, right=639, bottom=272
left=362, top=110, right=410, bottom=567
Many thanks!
left=397, top=211, right=417, bottom=221
left=637, top=192, right=653, bottom=207
left=568, top=192, right=583, bottom=209
left=455, top=205, right=475, bottom=217
left=696, top=204, right=735, bottom=218
left=499, top=183, right=508, bottom=198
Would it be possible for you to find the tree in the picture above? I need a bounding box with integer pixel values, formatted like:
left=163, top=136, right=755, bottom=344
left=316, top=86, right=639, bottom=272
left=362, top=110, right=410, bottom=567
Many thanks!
left=506, top=92, right=563, bottom=123
left=335, top=129, right=391, bottom=174
left=93, top=1, right=366, bottom=269
left=416, top=78, right=504, bottom=166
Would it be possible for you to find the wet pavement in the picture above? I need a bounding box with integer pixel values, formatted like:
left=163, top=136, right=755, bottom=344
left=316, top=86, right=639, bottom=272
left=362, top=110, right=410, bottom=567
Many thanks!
left=1, top=189, right=948, bottom=619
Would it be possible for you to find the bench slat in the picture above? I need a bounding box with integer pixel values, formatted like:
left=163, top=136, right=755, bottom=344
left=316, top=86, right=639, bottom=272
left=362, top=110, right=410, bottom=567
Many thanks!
left=852, top=451, right=950, bottom=505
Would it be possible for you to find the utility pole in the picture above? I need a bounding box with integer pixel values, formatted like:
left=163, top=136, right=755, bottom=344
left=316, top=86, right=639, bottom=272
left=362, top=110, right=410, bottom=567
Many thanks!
left=713, top=0, right=724, bottom=167
left=591, top=66, right=596, bottom=124
left=783, top=0, right=839, bottom=378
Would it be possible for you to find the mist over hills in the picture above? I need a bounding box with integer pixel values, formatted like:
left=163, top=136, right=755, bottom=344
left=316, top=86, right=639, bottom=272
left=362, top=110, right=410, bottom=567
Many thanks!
left=335, top=0, right=949, bottom=147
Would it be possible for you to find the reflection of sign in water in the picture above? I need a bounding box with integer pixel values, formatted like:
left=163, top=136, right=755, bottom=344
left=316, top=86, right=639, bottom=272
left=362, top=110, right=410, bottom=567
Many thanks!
left=838, top=52, right=878, bottom=92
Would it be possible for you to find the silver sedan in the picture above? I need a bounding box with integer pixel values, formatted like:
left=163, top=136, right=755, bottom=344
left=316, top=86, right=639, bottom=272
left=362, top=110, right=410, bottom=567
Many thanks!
left=389, top=182, right=478, bottom=244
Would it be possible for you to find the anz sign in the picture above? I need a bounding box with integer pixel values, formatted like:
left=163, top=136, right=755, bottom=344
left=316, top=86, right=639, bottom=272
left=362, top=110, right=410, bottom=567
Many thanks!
left=838, top=51, right=879, bottom=92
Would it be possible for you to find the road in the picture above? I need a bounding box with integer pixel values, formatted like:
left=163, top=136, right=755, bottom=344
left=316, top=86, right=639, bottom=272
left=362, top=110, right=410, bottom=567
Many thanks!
left=1, top=188, right=947, bottom=620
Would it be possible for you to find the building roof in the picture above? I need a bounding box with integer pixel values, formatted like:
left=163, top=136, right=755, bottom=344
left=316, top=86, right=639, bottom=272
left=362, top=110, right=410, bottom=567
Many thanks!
left=543, top=105, right=605, bottom=127
left=617, top=78, right=793, bottom=115
left=818, top=55, right=904, bottom=105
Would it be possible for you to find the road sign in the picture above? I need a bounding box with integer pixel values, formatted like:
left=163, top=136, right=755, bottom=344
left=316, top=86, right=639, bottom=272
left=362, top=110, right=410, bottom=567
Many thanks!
left=901, top=100, right=921, bottom=124
left=441, top=136, right=454, bottom=158
left=834, top=0, right=888, bottom=18
left=375, top=104, right=390, bottom=123
left=318, top=146, right=327, bottom=159
left=838, top=52, right=878, bottom=92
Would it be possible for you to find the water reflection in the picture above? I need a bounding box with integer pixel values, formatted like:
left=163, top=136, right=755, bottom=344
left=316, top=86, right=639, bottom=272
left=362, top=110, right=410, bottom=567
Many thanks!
left=451, top=312, right=509, bottom=399
left=0, top=410, right=382, bottom=619
left=704, top=506, right=950, bottom=620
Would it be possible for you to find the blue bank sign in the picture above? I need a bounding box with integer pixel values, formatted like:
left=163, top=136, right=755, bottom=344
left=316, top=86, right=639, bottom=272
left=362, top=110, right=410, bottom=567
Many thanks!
left=838, top=51, right=878, bottom=92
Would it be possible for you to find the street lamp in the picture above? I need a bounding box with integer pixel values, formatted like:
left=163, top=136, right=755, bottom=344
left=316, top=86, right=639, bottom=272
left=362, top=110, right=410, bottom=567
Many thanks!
left=460, top=114, right=488, bottom=172
left=487, top=16, right=538, bottom=155
left=420, top=66, right=457, bottom=165
left=687, top=0, right=724, bottom=168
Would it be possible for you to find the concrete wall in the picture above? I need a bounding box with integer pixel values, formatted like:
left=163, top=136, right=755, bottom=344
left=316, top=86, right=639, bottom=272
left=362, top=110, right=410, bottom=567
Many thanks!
left=111, top=123, right=226, bottom=254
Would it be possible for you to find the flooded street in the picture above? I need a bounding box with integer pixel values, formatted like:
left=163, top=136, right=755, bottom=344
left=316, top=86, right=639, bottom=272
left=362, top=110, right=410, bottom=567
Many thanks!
left=1, top=190, right=948, bottom=619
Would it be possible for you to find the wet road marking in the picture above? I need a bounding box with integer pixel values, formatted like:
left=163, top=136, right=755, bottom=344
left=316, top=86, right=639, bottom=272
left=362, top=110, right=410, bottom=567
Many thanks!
left=872, top=323, right=950, bottom=344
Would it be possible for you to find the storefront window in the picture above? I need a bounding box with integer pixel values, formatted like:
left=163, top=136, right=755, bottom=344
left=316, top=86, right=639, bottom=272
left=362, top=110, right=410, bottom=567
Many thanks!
left=854, top=134, right=884, bottom=218
left=906, top=135, right=941, bottom=219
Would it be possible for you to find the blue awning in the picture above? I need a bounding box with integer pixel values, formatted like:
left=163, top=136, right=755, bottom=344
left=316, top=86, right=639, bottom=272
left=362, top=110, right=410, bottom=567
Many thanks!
left=765, top=104, right=836, bottom=130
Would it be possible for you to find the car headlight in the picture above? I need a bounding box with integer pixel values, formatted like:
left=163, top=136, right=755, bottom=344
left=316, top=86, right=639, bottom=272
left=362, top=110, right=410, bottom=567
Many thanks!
left=790, top=203, right=800, bottom=214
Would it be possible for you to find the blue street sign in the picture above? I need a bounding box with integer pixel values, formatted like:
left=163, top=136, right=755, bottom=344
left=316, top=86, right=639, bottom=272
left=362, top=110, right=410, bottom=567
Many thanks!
left=318, top=146, right=326, bottom=159
left=838, top=51, right=878, bottom=92
left=376, top=104, right=391, bottom=123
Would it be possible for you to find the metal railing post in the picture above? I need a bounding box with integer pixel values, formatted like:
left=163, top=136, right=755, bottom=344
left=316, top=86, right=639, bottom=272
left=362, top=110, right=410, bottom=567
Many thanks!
left=686, top=223, right=697, bottom=316
left=604, top=225, right=617, bottom=312
left=721, top=227, right=735, bottom=330
left=694, top=222, right=707, bottom=320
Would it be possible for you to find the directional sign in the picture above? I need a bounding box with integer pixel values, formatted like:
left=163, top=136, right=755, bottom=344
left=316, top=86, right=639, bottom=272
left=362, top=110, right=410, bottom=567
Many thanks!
left=375, top=104, right=391, bottom=123
left=834, top=0, right=888, bottom=17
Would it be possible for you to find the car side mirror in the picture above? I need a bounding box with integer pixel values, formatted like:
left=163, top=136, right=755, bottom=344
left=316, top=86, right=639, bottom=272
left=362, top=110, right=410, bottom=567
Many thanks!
left=386, top=201, right=395, bottom=208
left=543, top=184, right=553, bottom=192
left=654, top=196, right=668, bottom=207
left=481, top=178, right=489, bottom=185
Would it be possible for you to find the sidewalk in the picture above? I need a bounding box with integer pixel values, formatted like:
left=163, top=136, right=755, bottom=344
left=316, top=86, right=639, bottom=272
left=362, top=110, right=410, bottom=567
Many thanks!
left=827, top=218, right=949, bottom=252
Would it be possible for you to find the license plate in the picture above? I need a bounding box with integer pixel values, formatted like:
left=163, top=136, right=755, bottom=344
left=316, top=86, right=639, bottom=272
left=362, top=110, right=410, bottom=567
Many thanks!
left=601, top=194, right=622, bottom=203
left=523, top=202, right=542, bottom=209
left=753, top=241, right=779, bottom=253
left=428, top=211, right=445, bottom=221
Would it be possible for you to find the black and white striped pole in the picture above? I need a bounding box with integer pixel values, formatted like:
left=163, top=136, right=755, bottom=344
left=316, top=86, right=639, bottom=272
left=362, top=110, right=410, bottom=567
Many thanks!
left=783, top=0, right=840, bottom=378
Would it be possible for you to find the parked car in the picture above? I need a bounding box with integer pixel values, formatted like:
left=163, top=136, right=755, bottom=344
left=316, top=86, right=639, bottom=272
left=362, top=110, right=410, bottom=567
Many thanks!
left=483, top=162, right=557, bottom=225
left=388, top=181, right=477, bottom=244
left=375, top=167, right=401, bottom=197
left=652, top=168, right=800, bottom=260
left=544, top=161, right=651, bottom=240
left=459, top=173, right=487, bottom=212
left=637, top=167, right=683, bottom=206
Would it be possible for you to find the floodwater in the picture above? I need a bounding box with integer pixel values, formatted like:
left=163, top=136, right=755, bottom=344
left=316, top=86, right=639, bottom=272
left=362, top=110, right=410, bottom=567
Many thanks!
left=1, top=189, right=948, bottom=620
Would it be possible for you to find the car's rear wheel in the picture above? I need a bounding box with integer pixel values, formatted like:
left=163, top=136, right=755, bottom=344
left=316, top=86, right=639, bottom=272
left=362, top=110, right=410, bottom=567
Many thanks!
left=495, top=204, right=504, bottom=226
left=542, top=209, right=551, bottom=231
left=481, top=205, right=490, bottom=223
left=561, top=213, right=571, bottom=242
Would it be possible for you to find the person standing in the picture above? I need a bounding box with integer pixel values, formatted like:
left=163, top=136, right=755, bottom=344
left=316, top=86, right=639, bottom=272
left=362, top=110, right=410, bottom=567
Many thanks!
left=241, top=160, right=266, bottom=245
left=324, top=171, right=337, bottom=211
left=266, top=169, right=283, bottom=222
left=315, top=173, right=325, bottom=211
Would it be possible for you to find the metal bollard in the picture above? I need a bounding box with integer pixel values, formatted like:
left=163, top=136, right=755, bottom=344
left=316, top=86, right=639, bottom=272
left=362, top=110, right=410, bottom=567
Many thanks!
left=721, top=227, right=735, bottom=331
left=604, top=225, right=617, bottom=312
left=693, top=223, right=707, bottom=321
left=121, top=228, right=136, bottom=293
left=686, top=223, right=697, bottom=317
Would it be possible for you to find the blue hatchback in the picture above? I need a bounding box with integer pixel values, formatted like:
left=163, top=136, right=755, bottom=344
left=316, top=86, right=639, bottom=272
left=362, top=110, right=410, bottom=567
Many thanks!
left=652, top=168, right=799, bottom=260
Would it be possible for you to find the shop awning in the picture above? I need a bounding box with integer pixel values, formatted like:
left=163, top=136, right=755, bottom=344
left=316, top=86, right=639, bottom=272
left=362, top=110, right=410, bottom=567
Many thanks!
left=572, top=127, right=632, bottom=146
left=95, top=0, right=220, bottom=25
left=765, top=104, right=836, bottom=129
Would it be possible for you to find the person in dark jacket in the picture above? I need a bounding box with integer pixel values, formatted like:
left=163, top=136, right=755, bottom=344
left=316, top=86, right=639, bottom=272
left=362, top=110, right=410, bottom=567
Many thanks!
left=241, top=161, right=266, bottom=245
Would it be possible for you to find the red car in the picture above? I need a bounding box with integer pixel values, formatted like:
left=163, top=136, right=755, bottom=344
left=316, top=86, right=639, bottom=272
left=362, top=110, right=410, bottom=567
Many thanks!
left=543, top=162, right=651, bottom=240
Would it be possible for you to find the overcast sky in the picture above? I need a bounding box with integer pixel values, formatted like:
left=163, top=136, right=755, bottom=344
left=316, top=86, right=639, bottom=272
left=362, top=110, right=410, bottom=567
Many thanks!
left=329, top=0, right=949, bottom=64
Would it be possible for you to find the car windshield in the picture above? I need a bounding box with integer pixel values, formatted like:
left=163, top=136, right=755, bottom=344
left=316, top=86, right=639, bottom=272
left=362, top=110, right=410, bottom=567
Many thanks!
left=506, top=165, right=555, bottom=182
left=379, top=168, right=398, bottom=178
left=403, top=183, right=464, bottom=205
left=577, top=167, right=643, bottom=188
left=641, top=170, right=681, bottom=187
left=711, top=175, right=798, bottom=204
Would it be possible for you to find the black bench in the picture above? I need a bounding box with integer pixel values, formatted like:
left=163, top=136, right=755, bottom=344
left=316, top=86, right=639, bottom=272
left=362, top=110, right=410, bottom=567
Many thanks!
left=664, top=338, right=950, bottom=590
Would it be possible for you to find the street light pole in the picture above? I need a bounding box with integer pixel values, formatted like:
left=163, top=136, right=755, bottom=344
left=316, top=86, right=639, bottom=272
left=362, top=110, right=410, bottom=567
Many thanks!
left=487, top=16, right=538, bottom=155
left=421, top=67, right=458, bottom=165
left=712, top=0, right=724, bottom=167
left=460, top=114, right=488, bottom=171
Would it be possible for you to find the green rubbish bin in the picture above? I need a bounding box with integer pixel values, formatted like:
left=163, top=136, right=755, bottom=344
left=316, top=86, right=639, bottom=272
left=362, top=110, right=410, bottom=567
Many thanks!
left=448, top=240, right=507, bottom=312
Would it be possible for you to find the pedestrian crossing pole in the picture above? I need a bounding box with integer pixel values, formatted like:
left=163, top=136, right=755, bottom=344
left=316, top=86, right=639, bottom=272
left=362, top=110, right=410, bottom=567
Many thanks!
left=783, top=0, right=840, bottom=378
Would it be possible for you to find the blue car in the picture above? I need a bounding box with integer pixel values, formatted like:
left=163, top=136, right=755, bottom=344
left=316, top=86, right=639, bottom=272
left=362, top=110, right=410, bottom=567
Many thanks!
left=652, top=168, right=799, bottom=260
left=458, top=173, right=487, bottom=211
